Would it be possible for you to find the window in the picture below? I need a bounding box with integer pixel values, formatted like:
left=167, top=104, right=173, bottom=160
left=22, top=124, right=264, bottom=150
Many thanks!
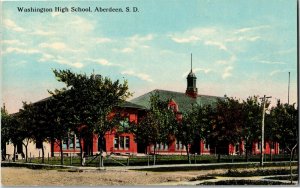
left=125, top=136, right=130, bottom=148
left=114, top=136, right=130, bottom=150
left=62, top=138, right=68, bottom=149
left=75, top=137, right=80, bottom=148
left=36, top=139, right=43, bottom=149
left=62, top=133, right=79, bottom=150
left=114, top=137, right=119, bottom=149
left=120, top=136, right=125, bottom=149
left=204, top=140, right=210, bottom=150
left=235, top=144, right=239, bottom=154
left=271, top=142, right=275, bottom=149
left=156, top=143, right=168, bottom=150
left=163, top=143, right=168, bottom=150
left=69, top=135, right=74, bottom=149
left=176, top=140, right=185, bottom=150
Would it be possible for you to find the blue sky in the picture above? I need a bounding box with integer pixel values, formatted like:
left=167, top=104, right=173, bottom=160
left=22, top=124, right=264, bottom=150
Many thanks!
left=1, top=0, right=298, bottom=113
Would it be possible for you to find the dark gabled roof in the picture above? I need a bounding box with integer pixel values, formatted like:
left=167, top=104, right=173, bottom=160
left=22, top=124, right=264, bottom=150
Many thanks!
left=130, top=89, right=223, bottom=113
left=116, top=101, right=147, bottom=110
left=29, top=95, right=146, bottom=111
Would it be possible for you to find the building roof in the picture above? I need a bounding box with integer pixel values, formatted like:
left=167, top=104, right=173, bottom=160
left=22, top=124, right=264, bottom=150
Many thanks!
left=32, top=95, right=146, bottom=111
left=116, top=101, right=147, bottom=110
left=130, top=89, right=223, bottom=113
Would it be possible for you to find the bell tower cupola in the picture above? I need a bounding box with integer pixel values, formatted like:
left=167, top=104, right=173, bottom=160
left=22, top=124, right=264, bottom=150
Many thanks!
left=185, top=53, right=198, bottom=98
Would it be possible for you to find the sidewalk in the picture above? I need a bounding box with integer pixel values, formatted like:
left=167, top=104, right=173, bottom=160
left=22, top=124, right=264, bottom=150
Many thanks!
left=2, top=160, right=297, bottom=171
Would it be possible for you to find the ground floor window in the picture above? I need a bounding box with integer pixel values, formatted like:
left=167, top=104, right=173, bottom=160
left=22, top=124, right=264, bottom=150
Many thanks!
left=156, top=142, right=168, bottom=150
left=114, top=136, right=130, bottom=150
left=204, top=140, right=210, bottom=150
left=62, top=133, right=78, bottom=150
left=235, top=144, right=239, bottom=154
left=36, top=139, right=43, bottom=149
left=176, top=140, right=185, bottom=150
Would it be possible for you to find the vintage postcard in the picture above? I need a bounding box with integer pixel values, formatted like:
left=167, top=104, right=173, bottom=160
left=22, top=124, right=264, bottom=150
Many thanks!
left=1, top=0, right=298, bottom=186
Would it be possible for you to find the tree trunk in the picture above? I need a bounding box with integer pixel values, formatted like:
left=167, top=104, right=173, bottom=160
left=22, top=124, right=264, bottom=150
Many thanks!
left=186, top=144, right=191, bottom=164
left=153, top=145, right=156, bottom=166
left=41, top=143, right=45, bottom=163
left=59, top=139, right=64, bottom=165
left=270, top=142, right=273, bottom=162
left=245, top=145, right=249, bottom=162
left=13, top=144, right=16, bottom=162
left=79, top=136, right=84, bottom=166
left=99, top=135, right=104, bottom=168
left=51, top=138, right=55, bottom=157
left=22, top=139, right=29, bottom=163
left=24, top=145, right=28, bottom=162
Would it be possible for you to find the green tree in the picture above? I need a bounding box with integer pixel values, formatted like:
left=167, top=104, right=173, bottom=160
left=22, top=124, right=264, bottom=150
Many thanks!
left=130, top=92, right=176, bottom=165
left=175, top=104, right=210, bottom=163
left=206, top=97, right=243, bottom=161
left=269, top=101, right=298, bottom=157
left=1, top=106, right=10, bottom=160
left=268, top=100, right=298, bottom=183
left=20, top=102, right=51, bottom=163
left=51, top=69, right=131, bottom=166
left=241, top=96, right=262, bottom=161
left=1, top=107, right=26, bottom=162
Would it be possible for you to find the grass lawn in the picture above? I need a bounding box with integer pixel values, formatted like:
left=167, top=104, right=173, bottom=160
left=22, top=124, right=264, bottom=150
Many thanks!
left=12, top=153, right=297, bottom=167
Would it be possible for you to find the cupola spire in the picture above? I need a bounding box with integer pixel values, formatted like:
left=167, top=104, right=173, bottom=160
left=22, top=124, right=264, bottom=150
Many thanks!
left=185, top=53, right=198, bottom=98
left=191, top=53, right=193, bottom=72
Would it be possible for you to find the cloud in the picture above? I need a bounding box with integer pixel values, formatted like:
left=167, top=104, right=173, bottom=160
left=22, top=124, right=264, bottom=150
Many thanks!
left=31, top=30, right=55, bottom=36
left=171, top=36, right=200, bottom=43
left=113, top=47, right=134, bottom=53
left=69, top=17, right=94, bottom=32
left=121, top=48, right=134, bottom=53
left=38, top=53, right=55, bottom=62
left=269, top=69, right=290, bottom=76
left=53, top=57, right=84, bottom=68
left=170, top=27, right=216, bottom=44
left=1, top=40, right=25, bottom=46
left=204, top=40, right=227, bottom=51
left=95, top=37, right=112, bottom=43
left=129, top=34, right=154, bottom=42
left=39, top=42, right=81, bottom=52
left=85, top=58, right=120, bottom=67
left=216, top=55, right=237, bottom=65
left=181, top=67, right=211, bottom=77
left=258, top=60, right=286, bottom=65
left=39, top=42, right=67, bottom=50
left=222, top=66, right=233, bottom=79
left=3, top=47, right=40, bottom=55
left=234, top=25, right=270, bottom=34
left=3, top=19, right=25, bottom=32
left=269, top=70, right=281, bottom=76
left=121, top=70, right=153, bottom=82
left=225, top=36, right=261, bottom=42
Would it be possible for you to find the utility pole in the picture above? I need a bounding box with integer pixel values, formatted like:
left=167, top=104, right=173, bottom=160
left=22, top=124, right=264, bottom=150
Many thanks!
left=288, top=72, right=290, bottom=105
left=260, top=95, right=271, bottom=167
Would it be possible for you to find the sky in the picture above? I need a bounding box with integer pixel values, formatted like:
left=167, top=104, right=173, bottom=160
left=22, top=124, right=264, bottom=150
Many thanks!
left=1, top=0, right=298, bottom=113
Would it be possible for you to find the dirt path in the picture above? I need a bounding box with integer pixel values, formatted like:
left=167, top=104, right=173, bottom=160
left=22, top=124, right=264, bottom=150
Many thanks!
left=1, top=166, right=296, bottom=186
left=1, top=167, right=227, bottom=186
